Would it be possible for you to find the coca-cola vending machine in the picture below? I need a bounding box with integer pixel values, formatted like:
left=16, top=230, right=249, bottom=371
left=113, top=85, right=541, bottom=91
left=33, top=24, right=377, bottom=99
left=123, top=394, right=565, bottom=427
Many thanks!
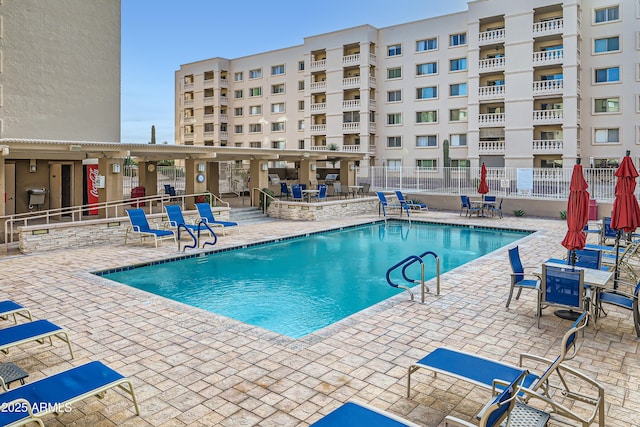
left=86, top=164, right=99, bottom=215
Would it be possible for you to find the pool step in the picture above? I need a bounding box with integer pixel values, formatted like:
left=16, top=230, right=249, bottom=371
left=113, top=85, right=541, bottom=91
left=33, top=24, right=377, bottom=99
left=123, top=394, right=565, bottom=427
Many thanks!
left=229, top=207, right=279, bottom=225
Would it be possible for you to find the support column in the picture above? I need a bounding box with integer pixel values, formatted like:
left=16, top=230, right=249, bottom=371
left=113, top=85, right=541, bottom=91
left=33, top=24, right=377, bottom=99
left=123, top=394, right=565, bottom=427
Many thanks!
left=207, top=162, right=220, bottom=197
left=138, top=162, right=158, bottom=197
left=340, top=161, right=356, bottom=187
left=299, top=158, right=315, bottom=188
left=249, top=160, right=269, bottom=207
left=185, top=159, right=208, bottom=209
left=0, top=158, right=5, bottom=217
left=98, top=157, right=124, bottom=218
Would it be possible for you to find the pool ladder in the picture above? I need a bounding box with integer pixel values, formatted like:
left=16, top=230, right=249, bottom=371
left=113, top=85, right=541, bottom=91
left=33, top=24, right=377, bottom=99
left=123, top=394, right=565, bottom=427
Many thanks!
left=386, top=251, right=440, bottom=304
left=176, top=220, right=218, bottom=251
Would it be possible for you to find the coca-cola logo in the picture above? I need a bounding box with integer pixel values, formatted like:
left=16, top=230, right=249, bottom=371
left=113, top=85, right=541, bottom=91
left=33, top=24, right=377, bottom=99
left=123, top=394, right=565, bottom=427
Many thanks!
left=88, top=167, right=100, bottom=197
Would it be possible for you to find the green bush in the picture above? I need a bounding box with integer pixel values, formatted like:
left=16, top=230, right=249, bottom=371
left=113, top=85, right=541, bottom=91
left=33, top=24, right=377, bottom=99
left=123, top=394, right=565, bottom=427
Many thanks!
left=560, top=210, right=567, bottom=220
left=259, top=188, right=276, bottom=210
left=514, top=209, right=525, bottom=217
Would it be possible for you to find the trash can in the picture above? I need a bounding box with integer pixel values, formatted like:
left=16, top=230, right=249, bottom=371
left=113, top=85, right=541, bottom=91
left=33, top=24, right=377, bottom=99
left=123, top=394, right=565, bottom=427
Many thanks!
left=131, top=186, right=145, bottom=207
left=588, top=199, right=598, bottom=220
left=27, top=188, right=46, bottom=208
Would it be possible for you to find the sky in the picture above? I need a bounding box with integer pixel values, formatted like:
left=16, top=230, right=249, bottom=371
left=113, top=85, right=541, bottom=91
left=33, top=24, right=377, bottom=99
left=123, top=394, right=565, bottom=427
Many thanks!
left=120, top=0, right=470, bottom=145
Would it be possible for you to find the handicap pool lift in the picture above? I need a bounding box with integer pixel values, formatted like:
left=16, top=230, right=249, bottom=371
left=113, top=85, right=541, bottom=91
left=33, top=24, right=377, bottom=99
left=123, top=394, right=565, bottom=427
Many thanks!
left=386, top=251, right=440, bottom=304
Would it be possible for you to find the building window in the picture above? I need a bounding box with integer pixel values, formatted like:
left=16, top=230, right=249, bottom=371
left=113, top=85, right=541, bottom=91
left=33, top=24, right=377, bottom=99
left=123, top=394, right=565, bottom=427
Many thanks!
left=387, top=136, right=402, bottom=148
left=387, top=44, right=402, bottom=56
left=271, top=122, right=285, bottom=132
left=594, top=36, right=620, bottom=53
left=416, top=135, right=437, bottom=147
left=298, top=100, right=305, bottom=110
left=594, top=128, right=620, bottom=143
left=450, top=108, right=468, bottom=121
left=298, top=139, right=305, bottom=149
left=234, top=89, right=243, bottom=99
left=417, top=159, right=437, bottom=169
left=234, top=107, right=243, bottom=116
left=272, top=84, right=285, bottom=94
left=250, top=141, right=261, bottom=148
left=416, top=111, right=437, bottom=123
left=249, top=123, right=262, bottom=133
left=272, top=64, right=285, bottom=75
left=450, top=134, right=467, bottom=146
left=298, top=120, right=304, bottom=130
left=387, top=159, right=402, bottom=170
left=417, top=86, right=438, bottom=99
left=416, top=62, right=438, bottom=76
left=387, top=90, right=402, bottom=102
left=234, top=72, right=243, bottom=81
left=204, top=71, right=214, bottom=80
left=416, top=38, right=437, bottom=52
left=450, top=33, right=467, bottom=46
left=595, top=66, right=620, bottom=83
left=594, top=5, right=619, bottom=23
left=204, top=123, right=214, bottom=132
left=450, top=83, right=467, bottom=96
left=387, top=113, right=402, bottom=125
left=298, top=60, right=305, bottom=71
left=298, top=80, right=305, bottom=90
left=594, top=97, right=620, bottom=113
left=271, top=102, right=285, bottom=113
left=249, top=87, right=262, bottom=97
left=249, top=68, right=262, bottom=79
left=249, top=105, right=262, bottom=115
left=343, top=111, right=360, bottom=123
left=387, top=67, right=402, bottom=79
left=451, top=159, right=470, bottom=167
left=450, top=57, right=467, bottom=71
left=234, top=125, right=243, bottom=134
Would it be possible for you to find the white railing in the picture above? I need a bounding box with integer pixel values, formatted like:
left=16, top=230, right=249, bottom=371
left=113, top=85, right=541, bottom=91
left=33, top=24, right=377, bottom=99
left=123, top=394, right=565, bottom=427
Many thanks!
left=219, top=78, right=228, bottom=88
left=478, top=57, right=505, bottom=71
left=369, top=53, right=377, bottom=64
left=342, top=76, right=360, bottom=88
left=219, top=96, right=229, bottom=105
left=310, top=103, right=327, bottom=113
left=478, top=85, right=505, bottom=99
left=220, top=113, right=228, bottom=122
left=310, top=81, right=327, bottom=92
left=533, top=49, right=564, bottom=65
left=343, top=53, right=360, bottom=65
left=342, top=100, right=360, bottom=110
left=309, top=124, right=327, bottom=134
left=183, top=99, right=194, bottom=107
left=342, top=122, right=360, bottom=133
left=183, top=83, right=193, bottom=91
left=183, top=116, right=195, bottom=124
left=478, top=28, right=505, bottom=44
left=220, top=131, right=228, bottom=139
left=533, top=109, right=563, bottom=123
left=310, top=145, right=328, bottom=151
left=532, top=139, right=563, bottom=152
left=309, top=60, right=326, bottom=71
left=478, top=140, right=505, bottom=153
left=369, top=76, right=376, bottom=86
left=533, top=18, right=563, bottom=36
left=478, top=113, right=505, bottom=126
left=532, top=79, right=563, bottom=96
left=369, top=100, right=376, bottom=110
left=342, top=145, right=361, bottom=152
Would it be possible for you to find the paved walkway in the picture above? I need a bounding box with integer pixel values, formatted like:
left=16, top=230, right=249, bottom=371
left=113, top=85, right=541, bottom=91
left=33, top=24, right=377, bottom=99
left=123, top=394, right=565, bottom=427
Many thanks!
left=1, top=209, right=638, bottom=426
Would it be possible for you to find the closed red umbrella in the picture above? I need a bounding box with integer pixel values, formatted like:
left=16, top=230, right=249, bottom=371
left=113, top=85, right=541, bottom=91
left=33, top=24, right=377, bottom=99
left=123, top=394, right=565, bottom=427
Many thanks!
left=478, top=163, right=489, bottom=197
left=561, top=163, right=590, bottom=262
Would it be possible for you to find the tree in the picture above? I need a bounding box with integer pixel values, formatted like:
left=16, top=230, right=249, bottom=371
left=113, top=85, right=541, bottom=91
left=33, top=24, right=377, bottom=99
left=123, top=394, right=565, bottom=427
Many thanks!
left=150, top=125, right=156, bottom=144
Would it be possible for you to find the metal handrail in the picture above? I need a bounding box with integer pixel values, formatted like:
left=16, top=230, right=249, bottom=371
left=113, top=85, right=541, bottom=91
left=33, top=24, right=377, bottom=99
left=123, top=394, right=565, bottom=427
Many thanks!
left=386, top=251, right=441, bottom=303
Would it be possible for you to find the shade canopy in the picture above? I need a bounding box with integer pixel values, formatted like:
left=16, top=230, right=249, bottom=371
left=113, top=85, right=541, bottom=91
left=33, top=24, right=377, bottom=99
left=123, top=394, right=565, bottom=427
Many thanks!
left=561, top=164, right=589, bottom=251
left=611, top=155, right=640, bottom=233
left=478, top=163, right=489, bottom=195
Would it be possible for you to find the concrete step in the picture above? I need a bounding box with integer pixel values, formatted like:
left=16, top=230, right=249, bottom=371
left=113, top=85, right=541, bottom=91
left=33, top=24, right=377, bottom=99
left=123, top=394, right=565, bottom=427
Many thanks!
left=229, top=207, right=279, bottom=225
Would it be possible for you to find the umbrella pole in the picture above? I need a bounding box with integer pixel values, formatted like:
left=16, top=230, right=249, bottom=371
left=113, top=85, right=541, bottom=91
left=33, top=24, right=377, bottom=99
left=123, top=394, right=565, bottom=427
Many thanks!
left=614, top=231, right=621, bottom=290
left=571, top=249, right=577, bottom=271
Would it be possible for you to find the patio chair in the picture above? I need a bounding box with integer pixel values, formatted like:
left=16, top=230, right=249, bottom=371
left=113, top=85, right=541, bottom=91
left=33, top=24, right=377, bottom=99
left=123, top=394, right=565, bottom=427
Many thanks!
left=460, top=195, right=480, bottom=217
left=0, top=301, right=32, bottom=325
left=333, top=182, right=348, bottom=199
left=357, top=182, right=371, bottom=197
left=125, top=208, right=176, bottom=248
left=506, top=246, right=541, bottom=310
left=488, top=198, right=503, bottom=218
left=600, top=217, right=617, bottom=245
left=538, top=265, right=586, bottom=327
left=377, top=192, right=409, bottom=218
left=195, top=203, right=239, bottom=235
left=598, top=279, right=640, bottom=337
left=395, top=191, right=428, bottom=212
left=407, top=312, right=605, bottom=427
left=280, top=182, right=290, bottom=199
left=483, top=195, right=496, bottom=209
left=0, top=361, right=139, bottom=426
left=291, top=184, right=304, bottom=202
left=312, top=184, right=328, bottom=202
left=0, top=319, right=74, bottom=359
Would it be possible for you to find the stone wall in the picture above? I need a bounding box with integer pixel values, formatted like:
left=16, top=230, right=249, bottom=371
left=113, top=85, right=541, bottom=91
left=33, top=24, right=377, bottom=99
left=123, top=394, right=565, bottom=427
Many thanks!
left=267, top=197, right=380, bottom=220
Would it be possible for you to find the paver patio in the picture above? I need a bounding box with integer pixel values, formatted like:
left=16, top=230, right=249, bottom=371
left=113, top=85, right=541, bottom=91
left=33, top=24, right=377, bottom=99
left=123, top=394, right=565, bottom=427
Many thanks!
left=0, top=209, right=638, bottom=426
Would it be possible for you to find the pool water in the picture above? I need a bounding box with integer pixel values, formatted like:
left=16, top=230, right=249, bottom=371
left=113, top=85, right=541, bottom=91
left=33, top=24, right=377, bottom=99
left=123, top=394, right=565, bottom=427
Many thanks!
left=99, top=222, right=528, bottom=338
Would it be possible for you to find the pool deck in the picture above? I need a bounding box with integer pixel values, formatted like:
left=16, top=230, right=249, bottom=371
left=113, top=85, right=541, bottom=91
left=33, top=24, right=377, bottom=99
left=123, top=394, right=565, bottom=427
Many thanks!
left=0, top=209, right=638, bottom=426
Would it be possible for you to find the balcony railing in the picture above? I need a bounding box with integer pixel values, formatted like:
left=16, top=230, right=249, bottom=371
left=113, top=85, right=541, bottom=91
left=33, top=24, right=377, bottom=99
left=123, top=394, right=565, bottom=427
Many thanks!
left=478, top=113, right=505, bottom=126
left=219, top=96, right=229, bottom=105
left=478, top=57, right=505, bottom=72
left=343, top=53, right=360, bottom=65
left=533, top=109, right=563, bottom=123
left=478, top=85, right=505, bottom=99
left=310, top=81, right=327, bottom=92
left=183, top=116, right=195, bottom=124
left=310, top=124, right=327, bottom=134
left=533, top=49, right=563, bottom=66
left=343, top=76, right=360, bottom=88
left=183, top=99, right=194, bottom=107
left=220, top=131, right=228, bottom=139
left=369, top=76, right=376, bottom=87
left=342, top=122, right=360, bottom=133
left=183, top=132, right=194, bottom=141
left=478, top=28, right=505, bottom=45
left=310, top=145, right=328, bottom=151
left=183, top=82, right=194, bottom=91
left=369, top=100, right=376, bottom=110
left=219, top=113, right=228, bottom=122
left=342, top=100, right=360, bottom=110
left=342, top=144, right=361, bottom=152
left=203, top=131, right=215, bottom=138
left=532, top=139, right=563, bottom=153
left=219, top=78, right=228, bottom=88
left=309, top=60, right=326, bottom=71
left=478, top=140, right=505, bottom=154
left=532, top=79, right=563, bottom=96
left=532, top=18, right=563, bottom=36
left=310, top=103, right=327, bottom=113
left=369, top=53, right=377, bottom=65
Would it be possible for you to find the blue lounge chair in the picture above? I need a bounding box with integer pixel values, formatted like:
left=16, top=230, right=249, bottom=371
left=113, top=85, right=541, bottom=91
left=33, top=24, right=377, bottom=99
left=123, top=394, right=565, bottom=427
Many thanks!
left=538, top=265, right=586, bottom=327
left=460, top=195, right=480, bottom=217
left=165, top=205, right=213, bottom=235
left=291, top=184, right=304, bottom=201
left=506, top=246, right=541, bottom=309
left=0, top=361, right=139, bottom=426
left=598, top=279, right=640, bottom=337
left=601, top=216, right=617, bottom=245
left=195, top=203, right=239, bottom=235
left=125, top=208, right=176, bottom=247
left=313, top=184, right=328, bottom=202
left=407, top=312, right=605, bottom=427
left=280, top=182, right=291, bottom=199
left=0, top=301, right=32, bottom=324
left=394, top=191, right=428, bottom=212
left=0, top=319, right=74, bottom=359
left=377, top=192, right=409, bottom=218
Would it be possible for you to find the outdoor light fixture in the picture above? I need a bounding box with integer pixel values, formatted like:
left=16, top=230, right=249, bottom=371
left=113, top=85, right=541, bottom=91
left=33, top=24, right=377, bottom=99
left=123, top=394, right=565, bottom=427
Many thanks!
left=69, top=144, right=82, bottom=151
left=29, top=159, right=37, bottom=173
left=112, top=163, right=121, bottom=174
left=198, top=163, right=206, bottom=172
left=311, top=164, right=317, bottom=171
left=349, top=164, right=356, bottom=171
left=1, top=146, right=9, bottom=156
left=261, top=163, right=269, bottom=171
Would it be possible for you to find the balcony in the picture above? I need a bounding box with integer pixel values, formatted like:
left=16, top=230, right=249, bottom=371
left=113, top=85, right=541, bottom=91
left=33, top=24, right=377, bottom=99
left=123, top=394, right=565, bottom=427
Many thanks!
left=203, top=96, right=216, bottom=106
left=343, top=53, right=360, bottom=65
left=478, top=28, right=505, bottom=45
left=342, top=122, right=360, bottom=133
left=203, top=79, right=215, bottom=88
left=478, top=113, right=505, bottom=127
left=310, top=103, right=327, bottom=113
left=478, top=85, right=505, bottom=100
left=369, top=76, right=376, bottom=87
left=310, top=145, right=328, bottom=151
left=342, top=144, right=361, bottom=152
left=532, top=139, right=563, bottom=154
left=342, top=100, right=360, bottom=110
left=220, top=131, right=228, bottom=140
left=183, top=98, right=194, bottom=107
left=203, top=131, right=215, bottom=139
left=533, top=49, right=563, bottom=66
left=183, top=116, right=195, bottom=124
left=219, top=113, right=228, bottom=122
left=310, top=124, right=327, bottom=134
left=369, top=100, right=376, bottom=110
left=532, top=18, right=563, bottom=37
left=343, top=76, right=360, bottom=89
left=219, top=78, right=228, bottom=88
left=184, top=82, right=194, bottom=91
left=310, top=60, right=326, bottom=71
left=532, top=79, right=563, bottom=96
left=183, top=132, right=194, bottom=142
left=219, top=96, right=229, bottom=105
left=369, top=53, right=377, bottom=65
left=310, top=81, right=327, bottom=92
left=478, top=140, right=505, bottom=154
left=203, top=114, right=214, bottom=121
left=533, top=109, right=563, bottom=124
left=478, top=57, right=505, bottom=73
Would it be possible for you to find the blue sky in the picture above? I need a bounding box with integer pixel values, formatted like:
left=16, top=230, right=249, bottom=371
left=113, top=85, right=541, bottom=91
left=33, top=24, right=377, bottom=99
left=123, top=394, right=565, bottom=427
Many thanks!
left=121, top=0, right=470, bottom=144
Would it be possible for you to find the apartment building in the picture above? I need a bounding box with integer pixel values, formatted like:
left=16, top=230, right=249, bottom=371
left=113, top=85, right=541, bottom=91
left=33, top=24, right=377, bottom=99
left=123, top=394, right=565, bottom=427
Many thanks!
left=175, top=0, right=640, bottom=171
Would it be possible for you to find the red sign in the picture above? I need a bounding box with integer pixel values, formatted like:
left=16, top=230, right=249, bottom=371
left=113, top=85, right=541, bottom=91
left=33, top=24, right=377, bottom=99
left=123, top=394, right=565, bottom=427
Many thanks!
left=87, top=164, right=99, bottom=215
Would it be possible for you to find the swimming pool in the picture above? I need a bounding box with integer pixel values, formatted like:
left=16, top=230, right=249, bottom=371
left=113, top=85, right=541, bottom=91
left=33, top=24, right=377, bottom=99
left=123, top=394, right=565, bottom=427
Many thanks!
left=98, top=221, right=529, bottom=338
